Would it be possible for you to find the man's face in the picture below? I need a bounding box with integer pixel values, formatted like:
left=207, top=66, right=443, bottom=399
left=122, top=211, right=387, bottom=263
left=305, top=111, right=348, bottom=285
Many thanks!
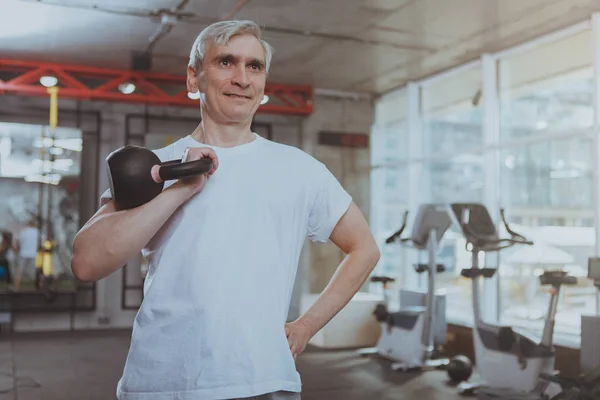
left=188, top=34, right=267, bottom=123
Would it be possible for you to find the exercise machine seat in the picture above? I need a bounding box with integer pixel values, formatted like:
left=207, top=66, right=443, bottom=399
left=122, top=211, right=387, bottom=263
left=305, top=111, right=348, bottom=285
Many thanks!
left=539, top=271, right=578, bottom=287
left=386, top=306, right=425, bottom=330
left=478, top=323, right=554, bottom=359
left=371, top=275, right=395, bottom=284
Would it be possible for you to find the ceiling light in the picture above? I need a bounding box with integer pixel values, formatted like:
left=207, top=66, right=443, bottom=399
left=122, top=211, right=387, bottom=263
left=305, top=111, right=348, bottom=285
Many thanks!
left=25, top=173, right=61, bottom=185
left=187, top=91, right=201, bottom=100
left=118, top=83, right=136, bottom=94
left=49, top=146, right=64, bottom=155
left=33, top=137, right=82, bottom=152
left=33, top=137, right=54, bottom=148
left=260, top=95, right=269, bottom=105
left=33, top=158, right=73, bottom=172
left=40, top=76, right=58, bottom=88
left=54, top=138, right=82, bottom=151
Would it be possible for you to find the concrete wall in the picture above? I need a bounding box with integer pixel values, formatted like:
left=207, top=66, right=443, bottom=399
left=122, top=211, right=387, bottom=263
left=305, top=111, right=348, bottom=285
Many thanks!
left=0, top=92, right=373, bottom=331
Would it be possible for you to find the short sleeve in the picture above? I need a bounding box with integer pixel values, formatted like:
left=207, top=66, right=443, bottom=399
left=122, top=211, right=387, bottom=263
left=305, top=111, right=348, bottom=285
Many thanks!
left=307, top=163, right=353, bottom=243
left=99, top=188, right=112, bottom=207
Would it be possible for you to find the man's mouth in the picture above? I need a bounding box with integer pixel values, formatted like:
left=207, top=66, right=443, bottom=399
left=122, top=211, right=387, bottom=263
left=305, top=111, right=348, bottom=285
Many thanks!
left=224, top=93, right=252, bottom=99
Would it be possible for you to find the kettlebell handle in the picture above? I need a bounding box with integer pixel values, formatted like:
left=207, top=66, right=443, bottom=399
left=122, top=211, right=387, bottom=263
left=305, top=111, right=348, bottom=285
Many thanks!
left=106, top=145, right=215, bottom=211
left=157, top=158, right=213, bottom=181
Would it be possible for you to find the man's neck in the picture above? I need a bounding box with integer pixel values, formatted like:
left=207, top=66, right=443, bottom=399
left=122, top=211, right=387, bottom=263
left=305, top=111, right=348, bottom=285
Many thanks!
left=190, top=116, right=255, bottom=148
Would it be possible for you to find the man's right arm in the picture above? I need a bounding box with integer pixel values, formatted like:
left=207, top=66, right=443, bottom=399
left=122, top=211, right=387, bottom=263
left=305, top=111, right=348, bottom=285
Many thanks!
left=71, top=183, right=193, bottom=282
left=71, top=146, right=218, bottom=282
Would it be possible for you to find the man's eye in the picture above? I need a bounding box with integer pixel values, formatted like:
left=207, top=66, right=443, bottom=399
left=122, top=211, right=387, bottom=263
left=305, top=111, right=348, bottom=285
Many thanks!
left=221, top=60, right=230, bottom=66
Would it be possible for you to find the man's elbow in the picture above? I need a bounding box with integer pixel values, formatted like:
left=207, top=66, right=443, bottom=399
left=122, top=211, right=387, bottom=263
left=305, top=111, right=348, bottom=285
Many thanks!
left=71, top=239, right=98, bottom=282
left=71, top=253, right=95, bottom=282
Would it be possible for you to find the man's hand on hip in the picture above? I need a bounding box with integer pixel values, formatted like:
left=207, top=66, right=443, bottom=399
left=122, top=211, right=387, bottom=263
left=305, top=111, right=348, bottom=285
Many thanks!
left=285, top=320, right=311, bottom=361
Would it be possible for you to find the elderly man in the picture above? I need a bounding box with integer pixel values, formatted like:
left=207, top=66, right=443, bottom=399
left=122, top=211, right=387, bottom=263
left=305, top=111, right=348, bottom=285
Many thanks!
left=72, top=20, right=380, bottom=400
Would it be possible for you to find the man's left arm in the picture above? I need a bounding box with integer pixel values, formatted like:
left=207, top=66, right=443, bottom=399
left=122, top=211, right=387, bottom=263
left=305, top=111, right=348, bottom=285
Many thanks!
left=285, top=201, right=380, bottom=360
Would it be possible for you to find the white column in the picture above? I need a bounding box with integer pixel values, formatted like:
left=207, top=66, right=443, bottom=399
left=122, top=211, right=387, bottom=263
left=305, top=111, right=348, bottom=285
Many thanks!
left=407, top=82, right=424, bottom=290
left=592, top=13, right=600, bottom=313
left=482, top=53, right=500, bottom=323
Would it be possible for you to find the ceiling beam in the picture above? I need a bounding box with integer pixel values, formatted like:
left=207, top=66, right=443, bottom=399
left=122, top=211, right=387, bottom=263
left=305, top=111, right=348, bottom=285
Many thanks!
left=0, top=59, right=313, bottom=115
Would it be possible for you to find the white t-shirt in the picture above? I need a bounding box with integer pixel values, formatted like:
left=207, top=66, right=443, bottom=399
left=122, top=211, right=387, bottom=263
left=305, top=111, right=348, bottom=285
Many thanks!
left=100, top=133, right=352, bottom=400
left=18, top=227, right=39, bottom=258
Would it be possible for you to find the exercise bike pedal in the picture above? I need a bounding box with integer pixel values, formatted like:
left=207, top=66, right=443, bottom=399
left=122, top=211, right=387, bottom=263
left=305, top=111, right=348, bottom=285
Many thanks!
left=424, top=358, right=450, bottom=369
left=391, top=362, right=421, bottom=372
left=357, top=347, right=379, bottom=356
left=391, top=358, right=450, bottom=372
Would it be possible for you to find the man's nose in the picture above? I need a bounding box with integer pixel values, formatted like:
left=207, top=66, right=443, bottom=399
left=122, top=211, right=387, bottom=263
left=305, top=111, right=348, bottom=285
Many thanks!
left=231, top=65, right=250, bottom=88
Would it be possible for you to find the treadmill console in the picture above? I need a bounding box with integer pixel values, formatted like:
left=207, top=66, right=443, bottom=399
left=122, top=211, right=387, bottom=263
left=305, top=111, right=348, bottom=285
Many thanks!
left=447, top=203, right=498, bottom=242
left=410, top=204, right=452, bottom=247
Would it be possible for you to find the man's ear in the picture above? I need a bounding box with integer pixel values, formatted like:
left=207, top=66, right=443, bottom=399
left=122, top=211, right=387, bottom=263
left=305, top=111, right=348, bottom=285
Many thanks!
left=186, top=65, right=200, bottom=93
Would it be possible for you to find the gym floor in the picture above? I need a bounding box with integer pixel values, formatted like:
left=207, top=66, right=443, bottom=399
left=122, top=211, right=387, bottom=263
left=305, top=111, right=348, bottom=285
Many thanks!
left=0, top=330, right=463, bottom=400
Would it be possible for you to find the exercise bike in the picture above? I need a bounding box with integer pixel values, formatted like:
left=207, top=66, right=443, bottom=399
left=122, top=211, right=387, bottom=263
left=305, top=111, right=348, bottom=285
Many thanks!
left=367, top=203, right=451, bottom=371
left=537, top=365, right=600, bottom=400
left=538, top=258, right=600, bottom=399
left=580, top=257, right=600, bottom=376
left=447, top=203, right=578, bottom=399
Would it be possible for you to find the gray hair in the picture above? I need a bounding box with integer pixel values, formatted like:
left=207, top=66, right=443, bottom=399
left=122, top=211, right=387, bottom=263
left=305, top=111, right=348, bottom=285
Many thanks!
left=188, top=20, right=274, bottom=73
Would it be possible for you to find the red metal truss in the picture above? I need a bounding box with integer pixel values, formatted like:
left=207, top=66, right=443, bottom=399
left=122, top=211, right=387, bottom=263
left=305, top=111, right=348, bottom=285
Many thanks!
left=0, top=59, right=313, bottom=115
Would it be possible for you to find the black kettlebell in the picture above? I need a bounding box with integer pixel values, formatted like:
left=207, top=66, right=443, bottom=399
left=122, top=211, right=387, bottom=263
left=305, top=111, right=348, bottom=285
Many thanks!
left=106, top=145, right=213, bottom=211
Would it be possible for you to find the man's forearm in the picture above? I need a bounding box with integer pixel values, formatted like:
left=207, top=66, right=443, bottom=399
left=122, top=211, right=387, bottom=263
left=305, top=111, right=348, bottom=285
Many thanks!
left=296, top=246, right=380, bottom=338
